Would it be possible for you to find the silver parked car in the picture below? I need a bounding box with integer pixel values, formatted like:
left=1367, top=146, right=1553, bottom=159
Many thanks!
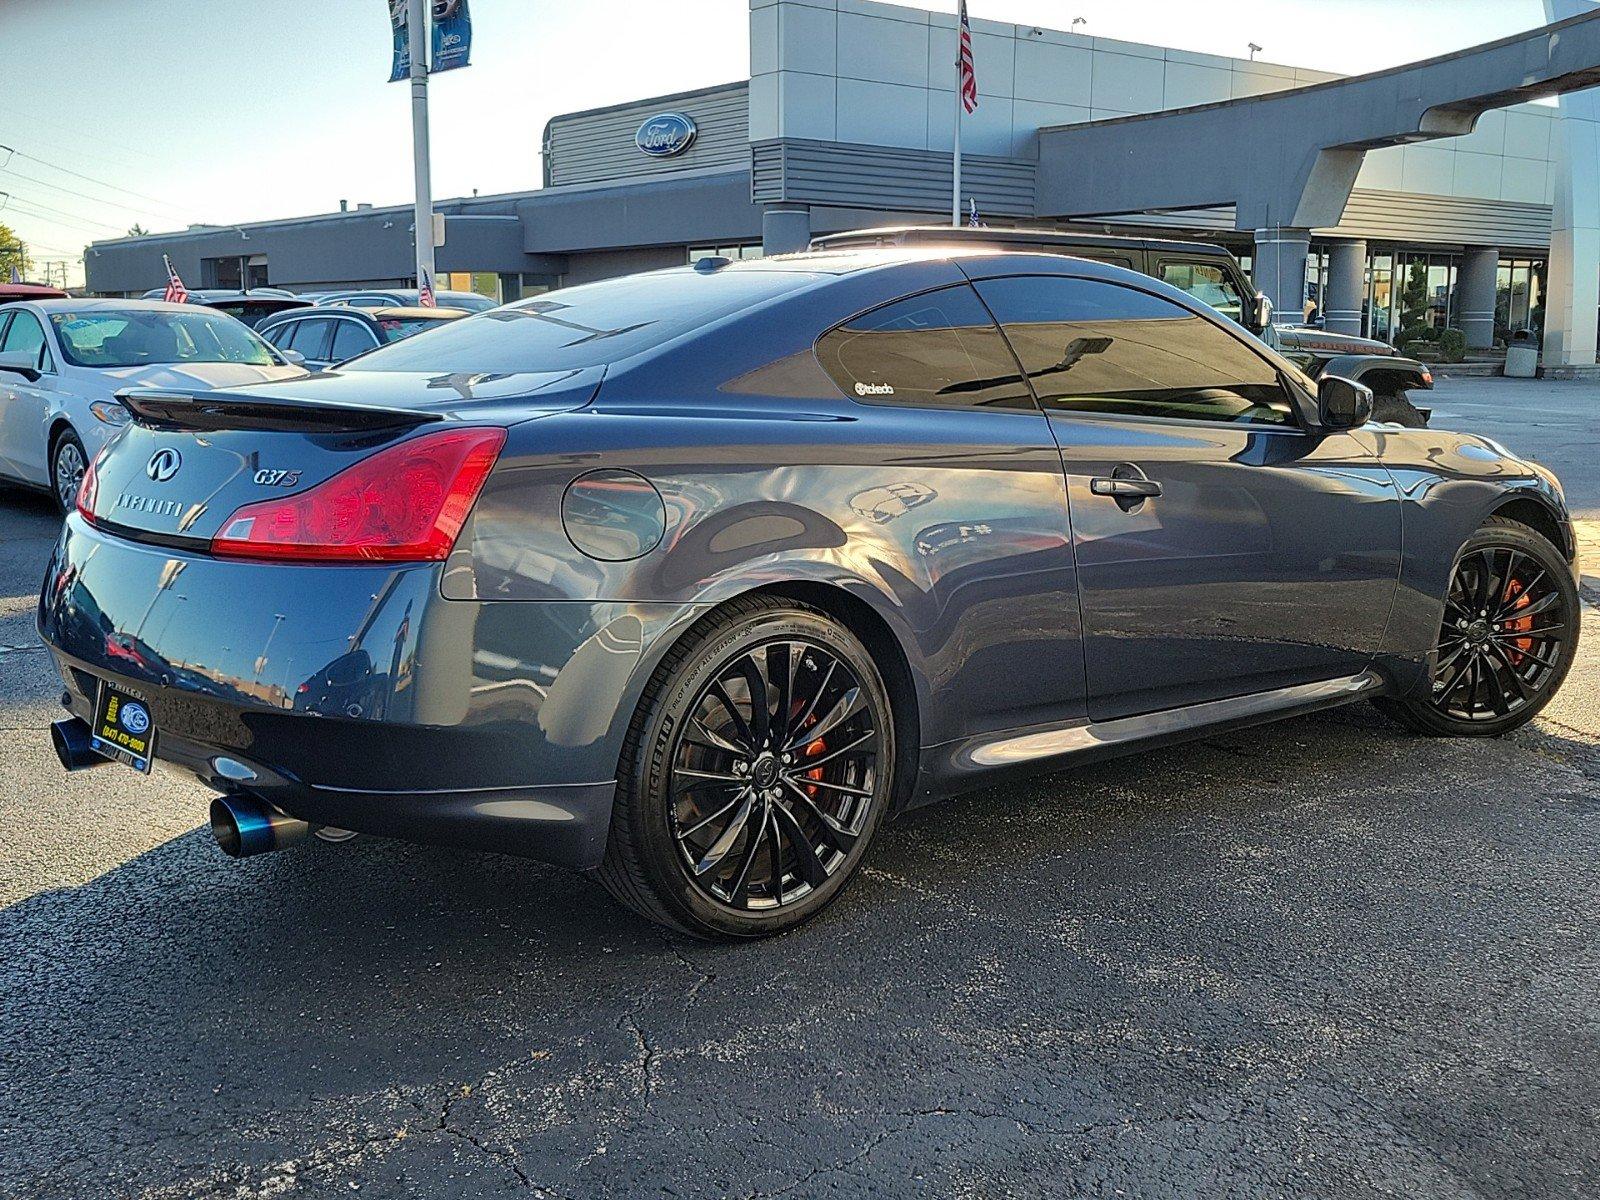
left=0, top=299, right=305, bottom=510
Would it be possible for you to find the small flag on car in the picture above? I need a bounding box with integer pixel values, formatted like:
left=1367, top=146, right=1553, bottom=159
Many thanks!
left=162, top=255, right=189, bottom=304
left=7, top=264, right=19, bottom=284
left=418, top=267, right=437, bottom=308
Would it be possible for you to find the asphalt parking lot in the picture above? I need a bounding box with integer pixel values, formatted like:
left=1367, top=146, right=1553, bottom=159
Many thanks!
left=2, top=376, right=1597, bottom=1199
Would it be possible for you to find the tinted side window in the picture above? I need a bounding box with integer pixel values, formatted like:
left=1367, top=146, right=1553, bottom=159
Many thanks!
left=287, top=319, right=332, bottom=360
left=329, top=319, right=377, bottom=362
left=814, top=284, right=1031, bottom=410
left=977, top=276, right=1294, bottom=427
left=1, top=311, right=49, bottom=371
left=1158, top=259, right=1245, bottom=325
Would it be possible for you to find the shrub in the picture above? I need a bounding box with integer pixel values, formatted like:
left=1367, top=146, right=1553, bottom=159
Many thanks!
left=1438, top=328, right=1467, bottom=363
left=1397, top=323, right=1439, bottom=345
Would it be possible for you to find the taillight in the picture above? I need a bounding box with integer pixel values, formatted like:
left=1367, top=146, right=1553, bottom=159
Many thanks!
left=211, top=426, right=505, bottom=563
left=75, top=452, right=100, bottom=523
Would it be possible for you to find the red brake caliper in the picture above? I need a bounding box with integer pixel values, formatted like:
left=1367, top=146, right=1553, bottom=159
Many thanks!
left=789, top=704, right=826, bottom=798
left=1502, top=576, right=1534, bottom=664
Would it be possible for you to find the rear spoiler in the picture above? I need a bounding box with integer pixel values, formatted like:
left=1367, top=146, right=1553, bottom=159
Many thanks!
left=117, top=388, right=443, bottom=433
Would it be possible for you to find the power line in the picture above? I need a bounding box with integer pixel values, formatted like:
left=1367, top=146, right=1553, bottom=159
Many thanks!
left=0, top=110, right=163, bottom=177
left=0, top=145, right=190, bottom=217
left=0, top=190, right=126, bottom=231
left=0, top=195, right=123, bottom=235
left=0, top=166, right=184, bottom=224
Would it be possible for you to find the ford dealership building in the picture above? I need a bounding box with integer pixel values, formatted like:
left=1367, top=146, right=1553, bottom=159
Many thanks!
left=84, top=0, right=1592, bottom=357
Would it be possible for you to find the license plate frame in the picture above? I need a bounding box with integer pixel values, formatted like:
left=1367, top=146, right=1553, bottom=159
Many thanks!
left=90, top=679, right=157, bottom=774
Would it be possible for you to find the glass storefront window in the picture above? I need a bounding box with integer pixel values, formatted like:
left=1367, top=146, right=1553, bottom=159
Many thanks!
left=1495, top=257, right=1546, bottom=342
left=1367, top=254, right=1394, bottom=343
left=689, top=244, right=764, bottom=263
left=1303, top=249, right=1327, bottom=324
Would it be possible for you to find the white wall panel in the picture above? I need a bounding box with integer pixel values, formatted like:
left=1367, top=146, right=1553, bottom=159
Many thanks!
left=838, top=12, right=927, bottom=85
left=1091, top=51, right=1165, bottom=112
left=839, top=78, right=927, bottom=146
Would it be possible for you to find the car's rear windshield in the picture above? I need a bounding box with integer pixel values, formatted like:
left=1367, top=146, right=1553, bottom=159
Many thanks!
left=49, top=310, right=276, bottom=368
left=378, top=315, right=455, bottom=342
left=342, top=269, right=816, bottom=374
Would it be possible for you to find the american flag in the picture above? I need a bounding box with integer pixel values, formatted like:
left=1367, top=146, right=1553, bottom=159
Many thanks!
left=957, top=0, right=978, bottom=114
left=162, top=255, right=189, bottom=304
left=418, top=266, right=436, bottom=308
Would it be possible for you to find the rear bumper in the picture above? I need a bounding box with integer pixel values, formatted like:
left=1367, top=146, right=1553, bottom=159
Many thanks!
left=38, top=516, right=698, bottom=869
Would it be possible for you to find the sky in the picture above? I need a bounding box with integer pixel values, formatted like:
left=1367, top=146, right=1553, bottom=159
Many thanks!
left=0, top=0, right=1559, bottom=288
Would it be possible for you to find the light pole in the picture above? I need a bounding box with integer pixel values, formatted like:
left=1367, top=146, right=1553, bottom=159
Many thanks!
left=407, top=0, right=436, bottom=293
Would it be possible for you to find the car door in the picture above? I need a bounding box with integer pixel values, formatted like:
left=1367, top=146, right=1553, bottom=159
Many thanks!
left=1153, top=255, right=1250, bottom=329
left=0, top=309, right=58, bottom=485
left=328, top=316, right=379, bottom=364
left=973, top=271, right=1402, bottom=722
left=284, top=317, right=335, bottom=369
left=812, top=281, right=1087, bottom=739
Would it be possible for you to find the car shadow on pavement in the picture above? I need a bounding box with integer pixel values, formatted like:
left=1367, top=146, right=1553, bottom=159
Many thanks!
left=5, top=696, right=1599, bottom=1199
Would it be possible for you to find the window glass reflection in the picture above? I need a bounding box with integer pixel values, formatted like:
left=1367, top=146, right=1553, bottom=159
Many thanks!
left=978, top=276, right=1294, bottom=427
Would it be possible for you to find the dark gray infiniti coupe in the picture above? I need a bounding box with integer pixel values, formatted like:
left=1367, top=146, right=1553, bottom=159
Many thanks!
left=38, top=248, right=1581, bottom=938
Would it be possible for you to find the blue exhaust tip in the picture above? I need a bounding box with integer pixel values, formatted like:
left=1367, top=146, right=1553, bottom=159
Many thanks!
left=209, top=794, right=308, bottom=858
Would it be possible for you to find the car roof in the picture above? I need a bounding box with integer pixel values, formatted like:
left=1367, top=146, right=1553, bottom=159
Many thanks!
left=189, top=290, right=306, bottom=303
left=810, top=224, right=1239, bottom=260
left=369, top=306, right=470, bottom=319
left=0, top=283, right=70, bottom=300
left=28, top=297, right=209, bottom=314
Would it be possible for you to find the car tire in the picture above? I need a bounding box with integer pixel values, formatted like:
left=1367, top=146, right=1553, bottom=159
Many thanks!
left=1374, top=516, right=1579, bottom=737
left=49, top=428, right=88, bottom=514
left=597, top=595, right=896, bottom=939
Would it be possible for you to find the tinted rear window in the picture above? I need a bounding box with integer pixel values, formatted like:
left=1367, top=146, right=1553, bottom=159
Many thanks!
left=342, top=270, right=816, bottom=373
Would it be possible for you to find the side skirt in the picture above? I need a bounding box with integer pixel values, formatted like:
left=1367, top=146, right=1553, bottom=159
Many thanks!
left=911, top=669, right=1385, bottom=806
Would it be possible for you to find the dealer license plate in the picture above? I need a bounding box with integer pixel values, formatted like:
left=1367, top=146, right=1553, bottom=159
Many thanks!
left=90, top=680, right=156, bottom=774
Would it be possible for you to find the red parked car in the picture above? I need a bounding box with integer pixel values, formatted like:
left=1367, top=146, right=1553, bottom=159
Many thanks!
left=0, top=283, right=70, bottom=302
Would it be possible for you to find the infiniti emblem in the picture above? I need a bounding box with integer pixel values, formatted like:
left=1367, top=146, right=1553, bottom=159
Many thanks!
left=146, top=449, right=182, bottom=483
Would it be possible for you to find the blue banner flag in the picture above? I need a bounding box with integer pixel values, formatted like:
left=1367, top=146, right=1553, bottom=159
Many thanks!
left=387, top=0, right=411, bottom=82
left=431, top=0, right=472, bottom=73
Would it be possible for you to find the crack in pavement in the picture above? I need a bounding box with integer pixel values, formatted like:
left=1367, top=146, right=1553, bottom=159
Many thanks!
left=617, top=1011, right=661, bottom=1116
left=657, top=928, right=716, bottom=1001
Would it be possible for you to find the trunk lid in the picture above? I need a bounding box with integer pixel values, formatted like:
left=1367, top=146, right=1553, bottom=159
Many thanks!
left=88, top=367, right=600, bottom=545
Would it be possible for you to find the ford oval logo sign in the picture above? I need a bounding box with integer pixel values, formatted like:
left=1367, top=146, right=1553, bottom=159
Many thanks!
left=635, top=112, right=697, bottom=158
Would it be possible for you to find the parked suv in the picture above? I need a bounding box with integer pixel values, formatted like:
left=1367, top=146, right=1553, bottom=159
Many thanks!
left=257, top=305, right=470, bottom=370
left=813, top=226, right=1433, bottom=425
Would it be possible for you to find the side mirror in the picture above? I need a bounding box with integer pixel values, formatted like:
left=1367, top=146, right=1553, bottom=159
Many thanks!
left=280, top=349, right=306, bottom=366
left=0, top=350, right=41, bottom=383
left=1253, top=291, right=1272, bottom=334
left=1317, top=375, right=1373, bottom=431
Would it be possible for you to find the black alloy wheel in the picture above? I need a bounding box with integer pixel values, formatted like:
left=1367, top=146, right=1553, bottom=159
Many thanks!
left=599, top=596, right=895, bottom=938
left=1377, top=517, right=1579, bottom=736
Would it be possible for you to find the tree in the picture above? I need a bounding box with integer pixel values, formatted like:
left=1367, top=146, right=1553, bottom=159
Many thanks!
left=127, top=223, right=149, bottom=237
left=0, top=224, right=29, bottom=281
left=1399, top=260, right=1431, bottom=330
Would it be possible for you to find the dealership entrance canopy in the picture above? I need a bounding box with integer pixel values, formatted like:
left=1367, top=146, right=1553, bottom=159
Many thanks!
left=86, top=0, right=1600, bottom=364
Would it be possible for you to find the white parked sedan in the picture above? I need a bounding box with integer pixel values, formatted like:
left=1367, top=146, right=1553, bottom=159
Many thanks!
left=0, top=299, right=305, bottom=510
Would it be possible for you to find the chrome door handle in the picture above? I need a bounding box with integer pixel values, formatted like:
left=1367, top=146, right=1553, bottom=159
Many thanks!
left=1090, top=477, right=1162, bottom=500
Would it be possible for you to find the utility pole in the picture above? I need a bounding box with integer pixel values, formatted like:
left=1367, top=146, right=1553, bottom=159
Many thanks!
left=407, top=0, right=436, bottom=292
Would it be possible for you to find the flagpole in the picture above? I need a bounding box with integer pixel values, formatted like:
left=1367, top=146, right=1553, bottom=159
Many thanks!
left=408, top=0, right=437, bottom=295
left=952, top=27, right=962, bottom=227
